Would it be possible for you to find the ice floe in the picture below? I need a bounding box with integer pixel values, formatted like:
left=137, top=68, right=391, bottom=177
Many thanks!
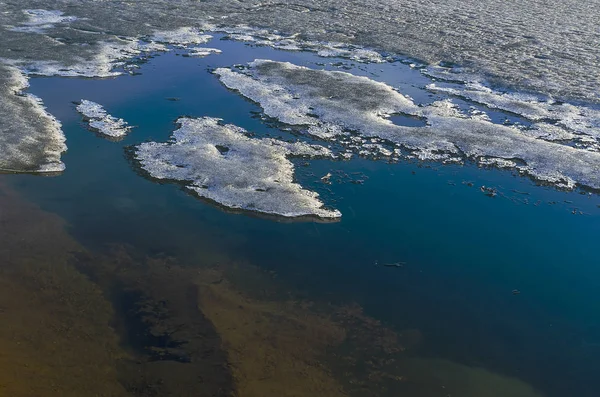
left=0, top=64, right=66, bottom=172
left=76, top=100, right=131, bottom=139
left=134, top=117, right=340, bottom=219
left=185, top=47, right=222, bottom=57
left=216, top=60, right=600, bottom=190
left=8, top=9, right=78, bottom=33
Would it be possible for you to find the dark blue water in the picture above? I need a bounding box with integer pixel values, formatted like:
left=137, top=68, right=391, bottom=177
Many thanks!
left=9, top=36, right=600, bottom=397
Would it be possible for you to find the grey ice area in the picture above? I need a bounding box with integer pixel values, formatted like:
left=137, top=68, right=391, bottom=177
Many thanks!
left=134, top=117, right=340, bottom=219
left=0, top=1, right=598, bottom=173
left=76, top=100, right=131, bottom=139
left=7, top=9, right=77, bottom=33
left=216, top=60, right=600, bottom=190
left=0, top=1, right=597, bottom=101
left=220, top=27, right=388, bottom=63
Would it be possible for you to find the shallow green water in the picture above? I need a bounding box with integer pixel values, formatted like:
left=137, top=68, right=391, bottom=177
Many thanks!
left=8, top=36, right=600, bottom=396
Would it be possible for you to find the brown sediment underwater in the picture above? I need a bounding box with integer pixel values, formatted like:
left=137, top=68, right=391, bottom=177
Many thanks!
left=0, top=177, right=543, bottom=397
left=193, top=263, right=422, bottom=397
left=71, top=246, right=417, bottom=397
left=0, top=178, right=130, bottom=396
left=195, top=267, right=348, bottom=397
left=0, top=175, right=409, bottom=397
left=0, top=177, right=235, bottom=397
left=71, top=246, right=235, bottom=397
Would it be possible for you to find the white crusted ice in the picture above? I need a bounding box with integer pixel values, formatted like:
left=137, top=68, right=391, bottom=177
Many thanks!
left=216, top=60, right=600, bottom=190
left=76, top=100, right=131, bottom=139
left=0, top=64, right=66, bottom=172
left=10, top=39, right=169, bottom=78
left=8, top=9, right=78, bottom=33
left=134, top=117, right=340, bottom=218
left=221, top=26, right=388, bottom=63
left=150, top=27, right=212, bottom=46
left=428, top=82, right=600, bottom=142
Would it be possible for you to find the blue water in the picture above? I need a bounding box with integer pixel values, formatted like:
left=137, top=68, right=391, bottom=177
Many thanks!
left=9, top=36, right=600, bottom=396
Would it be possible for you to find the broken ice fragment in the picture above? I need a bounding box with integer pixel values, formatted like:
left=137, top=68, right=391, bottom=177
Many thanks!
left=76, top=100, right=131, bottom=139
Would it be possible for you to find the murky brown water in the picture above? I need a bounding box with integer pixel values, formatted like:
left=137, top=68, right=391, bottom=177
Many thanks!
left=0, top=175, right=545, bottom=397
left=0, top=176, right=401, bottom=397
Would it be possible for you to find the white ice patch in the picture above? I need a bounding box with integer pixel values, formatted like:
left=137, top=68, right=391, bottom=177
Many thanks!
left=134, top=117, right=340, bottom=219
left=216, top=60, right=600, bottom=190
left=76, top=100, right=131, bottom=139
left=8, top=9, right=78, bottom=33
left=150, top=27, right=212, bottom=46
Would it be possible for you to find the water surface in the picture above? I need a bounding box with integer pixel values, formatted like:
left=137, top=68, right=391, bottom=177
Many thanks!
left=7, top=36, right=600, bottom=397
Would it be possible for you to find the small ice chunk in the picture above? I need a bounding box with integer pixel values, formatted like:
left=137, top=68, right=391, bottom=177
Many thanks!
left=317, top=45, right=386, bottom=63
left=307, top=124, right=346, bottom=139
left=134, top=117, right=340, bottom=219
left=478, top=157, right=518, bottom=169
left=186, top=47, right=222, bottom=57
left=76, top=100, right=131, bottom=139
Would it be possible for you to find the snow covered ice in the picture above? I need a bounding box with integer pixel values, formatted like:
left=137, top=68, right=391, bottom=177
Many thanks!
left=134, top=117, right=341, bottom=219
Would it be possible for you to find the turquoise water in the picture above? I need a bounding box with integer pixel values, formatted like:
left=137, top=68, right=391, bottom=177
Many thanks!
left=10, top=36, right=600, bottom=396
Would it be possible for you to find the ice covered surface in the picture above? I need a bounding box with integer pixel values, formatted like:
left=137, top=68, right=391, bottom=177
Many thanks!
left=0, top=2, right=598, bottom=180
left=5, top=39, right=168, bottom=78
left=0, top=64, right=66, bottom=172
left=0, top=1, right=598, bottom=102
left=8, top=9, right=78, bottom=33
left=150, top=27, right=212, bottom=46
left=6, top=26, right=212, bottom=79
left=216, top=60, right=600, bottom=190
left=134, top=117, right=340, bottom=219
left=76, top=100, right=131, bottom=139
left=220, top=26, right=388, bottom=63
